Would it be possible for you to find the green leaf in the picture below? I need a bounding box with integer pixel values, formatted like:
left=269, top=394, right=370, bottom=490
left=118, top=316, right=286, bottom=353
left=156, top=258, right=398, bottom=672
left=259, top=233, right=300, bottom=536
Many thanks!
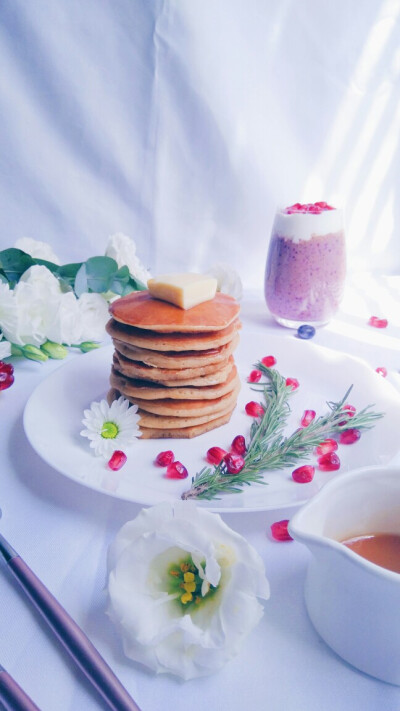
left=74, top=256, right=119, bottom=297
left=55, top=262, right=82, bottom=292
left=0, top=248, right=35, bottom=286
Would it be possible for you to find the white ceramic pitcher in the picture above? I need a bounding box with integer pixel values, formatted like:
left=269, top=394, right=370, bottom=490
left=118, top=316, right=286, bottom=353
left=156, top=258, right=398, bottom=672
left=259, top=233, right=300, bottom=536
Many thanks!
left=289, top=465, right=400, bottom=685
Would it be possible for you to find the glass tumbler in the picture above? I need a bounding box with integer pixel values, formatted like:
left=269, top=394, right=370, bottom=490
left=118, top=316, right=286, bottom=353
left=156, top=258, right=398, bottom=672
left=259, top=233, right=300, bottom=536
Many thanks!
left=264, top=202, right=346, bottom=328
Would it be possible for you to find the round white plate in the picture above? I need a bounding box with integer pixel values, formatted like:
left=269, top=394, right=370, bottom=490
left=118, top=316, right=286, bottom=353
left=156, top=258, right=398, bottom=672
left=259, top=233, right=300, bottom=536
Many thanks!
left=23, top=332, right=400, bottom=512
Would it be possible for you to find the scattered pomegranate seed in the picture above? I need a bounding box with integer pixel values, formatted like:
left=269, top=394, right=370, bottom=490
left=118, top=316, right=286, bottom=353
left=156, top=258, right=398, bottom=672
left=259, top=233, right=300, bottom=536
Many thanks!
left=245, top=401, right=264, bottom=417
left=206, top=446, right=227, bottom=465
left=318, top=452, right=341, bottom=471
left=261, top=355, right=276, bottom=368
left=315, top=439, right=338, bottom=456
left=285, top=377, right=299, bottom=390
left=338, top=403, right=356, bottom=425
left=0, top=361, right=14, bottom=375
left=231, top=434, right=246, bottom=455
left=376, top=367, right=387, bottom=377
left=300, top=409, right=316, bottom=427
left=0, top=372, right=14, bottom=391
left=224, top=453, right=245, bottom=475
left=339, top=428, right=361, bottom=445
left=248, top=369, right=262, bottom=383
left=108, top=450, right=127, bottom=471
left=292, top=464, right=315, bottom=483
left=270, top=520, right=293, bottom=541
left=0, top=361, right=14, bottom=391
left=155, top=450, right=175, bottom=466
left=368, top=316, right=388, bottom=328
left=165, top=461, right=188, bottom=479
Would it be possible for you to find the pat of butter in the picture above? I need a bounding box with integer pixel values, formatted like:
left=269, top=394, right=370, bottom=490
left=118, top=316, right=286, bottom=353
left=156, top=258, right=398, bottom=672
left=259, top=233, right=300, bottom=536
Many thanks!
left=147, top=273, right=218, bottom=309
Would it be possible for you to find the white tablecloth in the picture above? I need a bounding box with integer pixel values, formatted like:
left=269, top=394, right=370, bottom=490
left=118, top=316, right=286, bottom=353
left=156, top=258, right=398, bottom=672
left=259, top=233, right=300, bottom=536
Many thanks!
left=1, top=280, right=400, bottom=711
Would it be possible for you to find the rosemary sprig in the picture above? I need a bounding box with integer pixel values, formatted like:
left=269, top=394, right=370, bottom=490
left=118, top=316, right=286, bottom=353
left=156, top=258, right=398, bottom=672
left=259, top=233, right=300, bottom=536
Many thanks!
left=181, top=362, right=384, bottom=501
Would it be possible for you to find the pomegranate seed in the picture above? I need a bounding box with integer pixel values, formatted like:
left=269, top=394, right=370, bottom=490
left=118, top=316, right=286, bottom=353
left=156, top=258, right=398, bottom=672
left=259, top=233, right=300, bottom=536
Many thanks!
left=376, top=367, right=387, bottom=377
left=155, top=450, right=175, bottom=467
left=292, top=465, right=315, bottom=483
left=315, top=439, right=338, bottom=456
left=224, top=453, right=245, bottom=474
left=368, top=316, right=388, bottom=328
left=165, top=461, right=188, bottom=479
left=231, top=435, right=246, bottom=455
left=206, top=446, right=227, bottom=465
left=318, top=452, right=341, bottom=471
left=300, top=409, right=316, bottom=427
left=248, top=369, right=262, bottom=383
left=245, top=401, right=264, bottom=417
left=338, top=403, right=356, bottom=425
left=286, top=377, right=299, bottom=390
left=270, top=520, right=293, bottom=541
left=0, top=373, right=14, bottom=391
left=261, top=355, right=276, bottom=368
left=339, top=428, right=361, bottom=445
left=108, top=450, right=127, bottom=471
left=0, top=361, right=13, bottom=375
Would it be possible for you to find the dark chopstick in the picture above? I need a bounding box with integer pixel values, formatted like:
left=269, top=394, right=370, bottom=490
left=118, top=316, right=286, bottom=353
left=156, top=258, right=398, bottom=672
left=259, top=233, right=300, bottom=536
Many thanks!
left=0, top=533, right=142, bottom=711
left=0, top=664, right=41, bottom=711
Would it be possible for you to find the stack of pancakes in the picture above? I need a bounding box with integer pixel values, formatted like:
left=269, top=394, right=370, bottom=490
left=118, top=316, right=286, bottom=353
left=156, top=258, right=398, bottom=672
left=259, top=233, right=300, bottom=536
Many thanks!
left=106, top=291, right=241, bottom=439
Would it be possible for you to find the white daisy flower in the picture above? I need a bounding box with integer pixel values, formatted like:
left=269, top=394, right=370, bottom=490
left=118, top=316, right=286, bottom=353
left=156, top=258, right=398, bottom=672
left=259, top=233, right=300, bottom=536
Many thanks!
left=80, top=396, right=141, bottom=458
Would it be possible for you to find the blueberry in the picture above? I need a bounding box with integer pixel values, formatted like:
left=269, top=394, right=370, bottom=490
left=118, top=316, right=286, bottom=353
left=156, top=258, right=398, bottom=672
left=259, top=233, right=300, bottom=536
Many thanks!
left=297, top=324, right=316, bottom=339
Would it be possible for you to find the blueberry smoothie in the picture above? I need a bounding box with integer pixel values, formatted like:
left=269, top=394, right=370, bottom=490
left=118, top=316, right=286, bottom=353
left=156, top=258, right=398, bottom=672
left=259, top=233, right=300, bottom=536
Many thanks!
left=264, top=202, right=346, bottom=327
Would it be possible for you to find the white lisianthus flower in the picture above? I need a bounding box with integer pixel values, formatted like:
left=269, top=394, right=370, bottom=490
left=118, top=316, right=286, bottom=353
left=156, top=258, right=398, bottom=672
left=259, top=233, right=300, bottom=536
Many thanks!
left=14, top=237, right=61, bottom=265
left=0, top=333, right=11, bottom=359
left=81, top=396, right=141, bottom=457
left=0, top=282, right=18, bottom=343
left=107, top=502, right=270, bottom=680
left=206, top=263, right=243, bottom=301
left=105, top=233, right=151, bottom=284
left=7, top=266, right=63, bottom=346
left=46, top=291, right=82, bottom=346
left=77, top=292, right=109, bottom=341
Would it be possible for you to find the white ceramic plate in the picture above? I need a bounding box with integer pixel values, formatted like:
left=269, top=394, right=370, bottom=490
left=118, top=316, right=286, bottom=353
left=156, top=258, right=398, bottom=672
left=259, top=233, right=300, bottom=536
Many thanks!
left=23, top=332, right=400, bottom=512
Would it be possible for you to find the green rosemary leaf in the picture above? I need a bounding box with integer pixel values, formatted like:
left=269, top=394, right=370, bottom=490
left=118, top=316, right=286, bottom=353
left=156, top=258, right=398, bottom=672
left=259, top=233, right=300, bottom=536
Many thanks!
left=181, top=362, right=385, bottom=501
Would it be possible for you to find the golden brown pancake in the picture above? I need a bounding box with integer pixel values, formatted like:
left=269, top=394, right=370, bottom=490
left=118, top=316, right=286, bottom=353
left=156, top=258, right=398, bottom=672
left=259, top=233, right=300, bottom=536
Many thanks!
left=105, top=318, right=241, bottom=351
left=123, top=382, right=240, bottom=417
left=109, top=364, right=239, bottom=400
left=112, top=333, right=239, bottom=369
left=109, top=291, right=240, bottom=332
left=112, top=351, right=234, bottom=384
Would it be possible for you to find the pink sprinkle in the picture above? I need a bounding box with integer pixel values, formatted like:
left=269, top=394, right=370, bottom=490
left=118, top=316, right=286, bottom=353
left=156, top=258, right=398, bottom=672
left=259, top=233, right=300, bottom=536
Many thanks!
left=375, top=367, right=387, bottom=377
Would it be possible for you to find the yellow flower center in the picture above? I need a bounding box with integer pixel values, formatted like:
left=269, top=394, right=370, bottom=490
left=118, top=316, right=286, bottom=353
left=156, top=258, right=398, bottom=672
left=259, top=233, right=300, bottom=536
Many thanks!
left=167, top=556, right=218, bottom=609
left=101, top=421, right=119, bottom=439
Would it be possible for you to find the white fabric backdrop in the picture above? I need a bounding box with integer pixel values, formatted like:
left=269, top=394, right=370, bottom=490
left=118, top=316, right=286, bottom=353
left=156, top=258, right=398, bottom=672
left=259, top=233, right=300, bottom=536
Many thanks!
left=0, top=0, right=399, bottom=286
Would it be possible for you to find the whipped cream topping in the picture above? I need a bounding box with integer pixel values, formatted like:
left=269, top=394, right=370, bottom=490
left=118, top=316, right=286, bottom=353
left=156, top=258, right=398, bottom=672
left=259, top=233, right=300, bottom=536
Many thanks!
left=273, top=206, right=344, bottom=242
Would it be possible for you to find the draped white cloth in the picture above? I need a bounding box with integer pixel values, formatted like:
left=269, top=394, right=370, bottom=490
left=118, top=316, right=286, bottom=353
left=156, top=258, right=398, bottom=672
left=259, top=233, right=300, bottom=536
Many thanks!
left=0, top=0, right=399, bottom=283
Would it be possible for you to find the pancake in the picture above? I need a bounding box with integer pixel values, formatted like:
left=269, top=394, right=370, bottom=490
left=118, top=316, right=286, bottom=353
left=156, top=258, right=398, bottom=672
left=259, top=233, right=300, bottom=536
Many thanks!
left=105, top=318, right=241, bottom=352
left=109, top=364, right=239, bottom=400
left=112, top=351, right=234, bottom=384
left=137, top=402, right=234, bottom=429
left=124, top=382, right=240, bottom=417
left=107, top=388, right=235, bottom=439
left=109, top=291, right=240, bottom=332
left=139, top=409, right=235, bottom=439
left=112, top=333, right=239, bottom=369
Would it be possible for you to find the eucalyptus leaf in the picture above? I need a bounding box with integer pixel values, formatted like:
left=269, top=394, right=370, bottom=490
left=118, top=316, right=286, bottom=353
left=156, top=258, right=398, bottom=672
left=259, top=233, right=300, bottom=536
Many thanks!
left=74, top=256, right=120, bottom=296
left=0, top=248, right=35, bottom=286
